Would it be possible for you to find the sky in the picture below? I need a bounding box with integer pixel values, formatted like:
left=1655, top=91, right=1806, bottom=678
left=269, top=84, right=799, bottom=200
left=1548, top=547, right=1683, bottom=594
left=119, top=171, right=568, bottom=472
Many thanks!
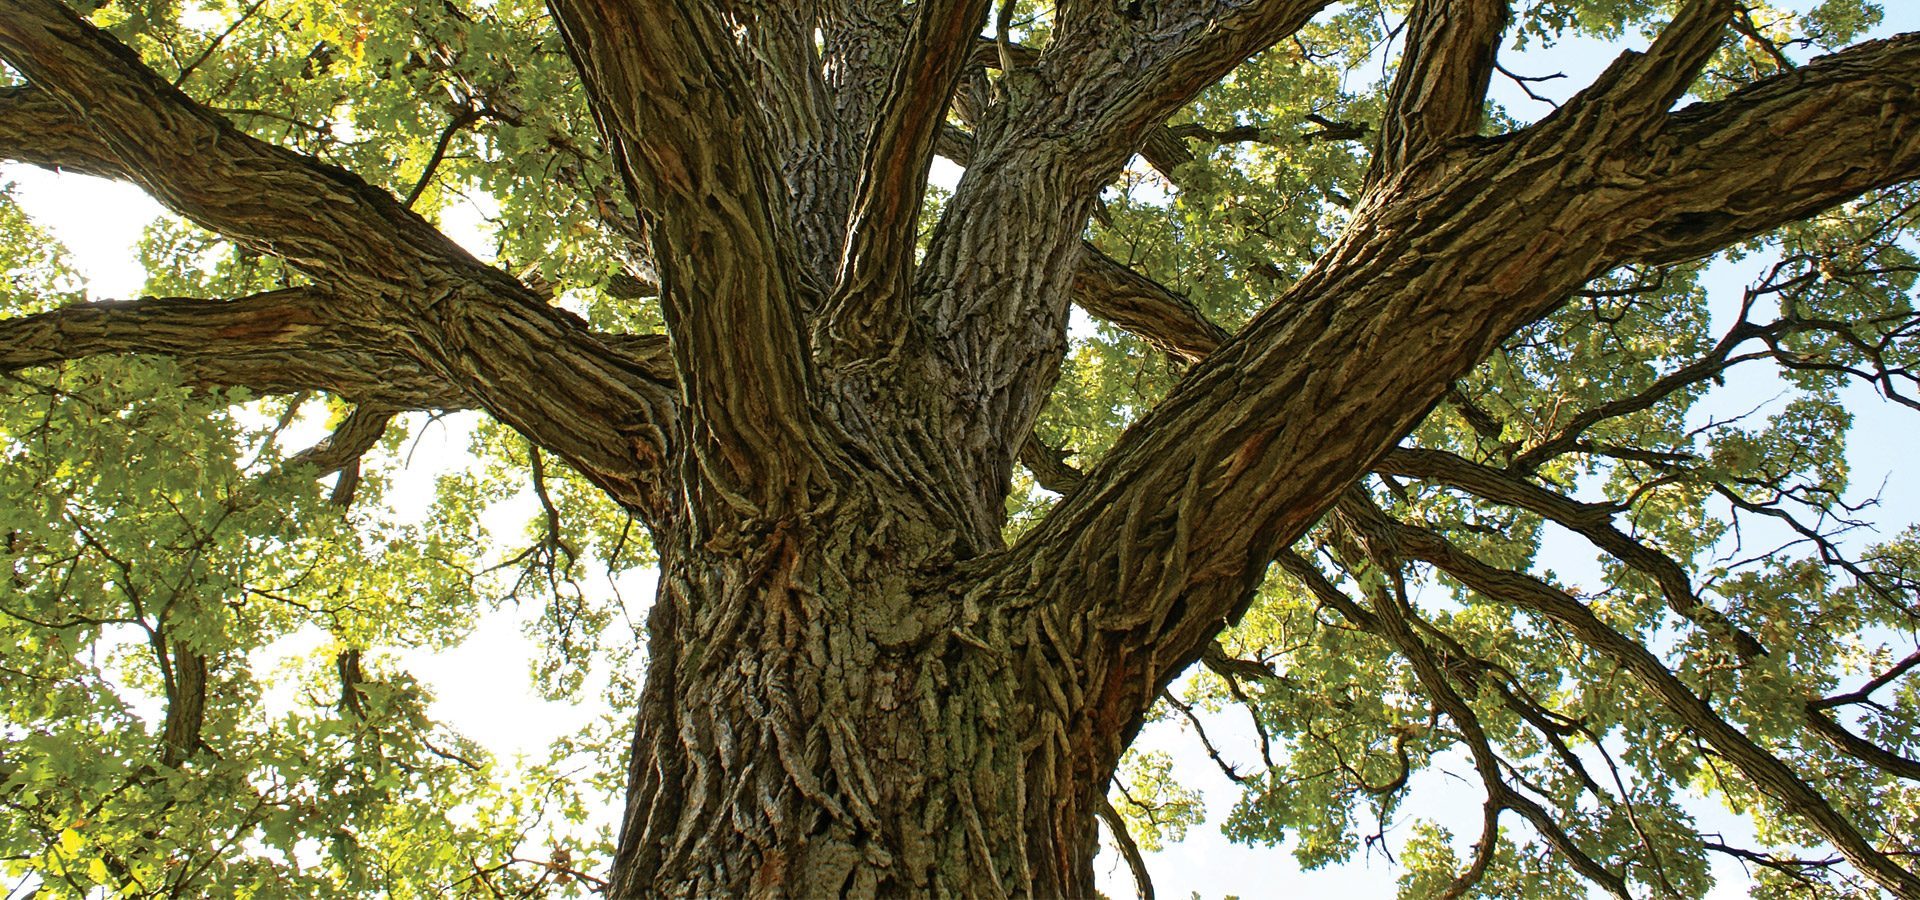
left=5, top=2, right=1920, bottom=897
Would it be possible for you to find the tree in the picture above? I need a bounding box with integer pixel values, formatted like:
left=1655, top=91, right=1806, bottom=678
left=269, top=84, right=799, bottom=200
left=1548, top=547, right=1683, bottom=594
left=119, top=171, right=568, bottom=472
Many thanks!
left=2, top=0, right=1919, bottom=894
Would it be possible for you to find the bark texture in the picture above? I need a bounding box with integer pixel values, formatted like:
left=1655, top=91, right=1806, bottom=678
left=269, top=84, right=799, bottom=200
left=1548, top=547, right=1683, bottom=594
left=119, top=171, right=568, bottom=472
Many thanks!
left=5, top=0, right=1920, bottom=895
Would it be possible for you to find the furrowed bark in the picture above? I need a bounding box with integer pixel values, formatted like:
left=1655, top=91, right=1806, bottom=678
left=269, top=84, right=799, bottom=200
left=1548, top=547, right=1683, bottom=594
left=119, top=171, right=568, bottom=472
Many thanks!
left=1610, top=0, right=1739, bottom=127
left=0, top=0, right=680, bottom=517
left=971, top=29, right=1920, bottom=864
left=820, top=0, right=912, bottom=175
left=930, top=122, right=1229, bottom=362
left=890, top=143, right=1092, bottom=544
left=722, top=1, right=865, bottom=285
left=1369, top=0, right=1509, bottom=185
left=548, top=0, right=826, bottom=525
left=822, top=0, right=993, bottom=361
left=833, top=0, right=1332, bottom=545
left=0, top=84, right=123, bottom=179
left=613, top=28, right=1920, bottom=894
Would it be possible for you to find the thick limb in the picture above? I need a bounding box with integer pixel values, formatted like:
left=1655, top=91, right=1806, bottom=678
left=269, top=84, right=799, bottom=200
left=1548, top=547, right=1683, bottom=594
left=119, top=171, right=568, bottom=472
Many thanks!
left=973, top=26, right=1920, bottom=850
left=1369, top=0, right=1510, bottom=184
left=822, top=0, right=995, bottom=361
left=0, top=0, right=681, bottom=516
left=547, top=0, right=828, bottom=526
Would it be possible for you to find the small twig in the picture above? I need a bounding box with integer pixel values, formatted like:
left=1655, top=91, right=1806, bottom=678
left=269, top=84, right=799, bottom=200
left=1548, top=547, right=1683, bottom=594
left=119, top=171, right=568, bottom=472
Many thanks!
left=173, top=0, right=270, bottom=86
left=405, top=108, right=486, bottom=208
left=1494, top=61, right=1567, bottom=107
left=1813, top=648, right=1920, bottom=711
left=1729, top=6, right=1795, bottom=71
left=1159, top=690, right=1246, bottom=783
left=1098, top=792, right=1156, bottom=900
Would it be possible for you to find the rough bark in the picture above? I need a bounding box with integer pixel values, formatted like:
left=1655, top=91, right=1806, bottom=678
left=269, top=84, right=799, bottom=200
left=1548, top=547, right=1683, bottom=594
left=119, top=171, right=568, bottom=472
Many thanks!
left=4, top=0, right=1920, bottom=895
left=0, top=84, right=125, bottom=179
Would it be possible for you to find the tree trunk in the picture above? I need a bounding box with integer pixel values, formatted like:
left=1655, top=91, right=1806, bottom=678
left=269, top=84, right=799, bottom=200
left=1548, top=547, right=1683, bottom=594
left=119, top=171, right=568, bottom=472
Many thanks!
left=6, top=0, right=1920, bottom=896
left=611, top=509, right=1118, bottom=897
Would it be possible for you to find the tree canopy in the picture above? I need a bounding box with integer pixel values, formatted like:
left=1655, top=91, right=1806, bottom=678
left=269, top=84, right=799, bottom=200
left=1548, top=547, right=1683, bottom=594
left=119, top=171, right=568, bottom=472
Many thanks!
left=2, top=0, right=1920, bottom=896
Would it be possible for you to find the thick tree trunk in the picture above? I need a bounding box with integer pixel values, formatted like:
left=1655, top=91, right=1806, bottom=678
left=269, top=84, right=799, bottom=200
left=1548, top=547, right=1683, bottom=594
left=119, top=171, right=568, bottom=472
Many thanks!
left=611, top=507, right=1113, bottom=897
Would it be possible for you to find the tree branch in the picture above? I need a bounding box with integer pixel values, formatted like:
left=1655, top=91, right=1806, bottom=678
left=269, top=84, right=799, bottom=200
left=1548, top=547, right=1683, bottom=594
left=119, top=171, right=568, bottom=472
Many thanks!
left=282, top=403, right=396, bottom=506
left=1802, top=706, right=1920, bottom=783
left=979, top=26, right=1920, bottom=825
left=286, top=405, right=398, bottom=476
left=1159, top=689, right=1247, bottom=784
left=0, top=84, right=124, bottom=179
left=546, top=0, right=827, bottom=518
left=823, top=0, right=994, bottom=360
left=1332, top=512, right=1615, bottom=899
left=933, top=130, right=1231, bottom=363
left=1376, top=446, right=1767, bottom=659
left=727, top=1, right=860, bottom=284
left=0, top=289, right=472, bottom=409
left=1071, top=245, right=1230, bottom=363
left=1020, top=433, right=1086, bottom=494
left=1374, top=510, right=1920, bottom=897
left=1369, top=0, right=1509, bottom=186
left=1048, top=0, right=1332, bottom=175
left=1097, top=792, right=1156, bottom=900
left=0, top=0, right=681, bottom=517
left=1813, top=648, right=1920, bottom=712
left=1591, top=0, right=1737, bottom=131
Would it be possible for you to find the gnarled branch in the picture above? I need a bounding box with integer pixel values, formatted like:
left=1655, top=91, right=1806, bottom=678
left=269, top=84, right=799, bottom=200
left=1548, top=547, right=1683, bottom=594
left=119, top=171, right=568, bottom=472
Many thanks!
left=824, top=0, right=995, bottom=360
left=0, top=0, right=681, bottom=517
left=981, top=28, right=1920, bottom=852
left=1369, top=0, right=1508, bottom=186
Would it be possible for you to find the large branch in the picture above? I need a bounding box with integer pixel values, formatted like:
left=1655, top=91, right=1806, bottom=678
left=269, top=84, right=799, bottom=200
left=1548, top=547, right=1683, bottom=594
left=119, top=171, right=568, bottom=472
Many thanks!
left=822, top=0, right=994, bottom=360
left=0, top=289, right=675, bottom=412
left=1, top=290, right=470, bottom=409
left=546, top=0, right=829, bottom=519
left=1046, top=0, right=1331, bottom=174
left=1369, top=0, right=1509, bottom=185
left=982, top=27, right=1920, bottom=799
left=0, top=0, right=679, bottom=517
left=0, top=84, right=123, bottom=179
